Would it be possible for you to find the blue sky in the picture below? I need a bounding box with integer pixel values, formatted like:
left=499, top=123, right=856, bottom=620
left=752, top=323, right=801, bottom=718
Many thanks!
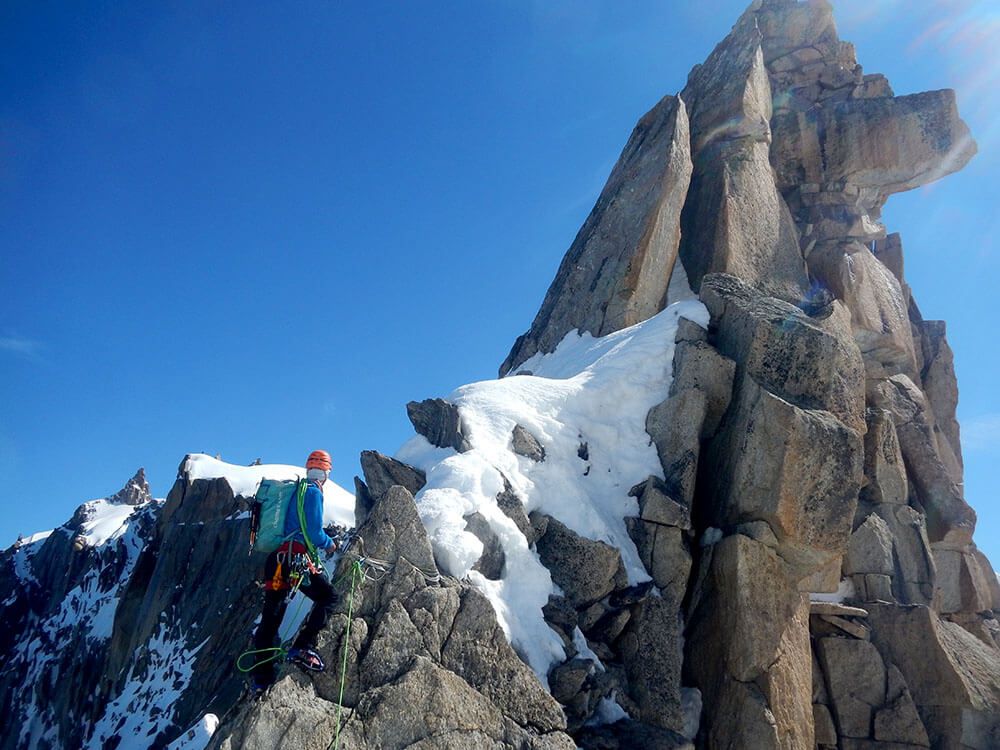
left=2, top=1, right=998, bottom=563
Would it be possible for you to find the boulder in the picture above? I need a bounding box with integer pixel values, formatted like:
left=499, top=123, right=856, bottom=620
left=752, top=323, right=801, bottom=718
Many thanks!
left=625, top=518, right=691, bottom=598
left=510, top=424, right=546, bottom=462
left=756, top=0, right=838, bottom=64
left=532, top=514, right=628, bottom=608
left=770, top=91, right=976, bottom=204
left=548, top=658, right=593, bottom=705
left=813, top=703, right=838, bottom=747
left=618, top=596, right=685, bottom=733
left=575, top=719, right=692, bottom=750
left=668, top=340, right=736, bottom=438
left=645, top=390, right=706, bottom=508
left=675, top=316, right=707, bottom=344
left=676, top=5, right=812, bottom=303
left=816, top=637, right=887, bottom=738
left=871, top=503, right=936, bottom=606
left=360, top=450, right=427, bottom=501
left=760, top=594, right=815, bottom=750
left=704, top=376, right=862, bottom=575
left=679, top=139, right=809, bottom=303
left=355, top=485, right=438, bottom=575
left=354, top=476, right=375, bottom=527
left=406, top=399, right=472, bottom=453
left=845, top=514, right=895, bottom=577
left=681, top=8, right=772, bottom=149
left=212, top=673, right=340, bottom=750
left=873, top=232, right=905, bottom=284
left=853, top=573, right=894, bottom=605
left=916, top=320, right=963, bottom=483
left=628, top=476, right=690, bottom=530
left=499, top=95, right=693, bottom=374
left=818, top=91, right=976, bottom=198
left=495, top=476, right=535, bottom=545
left=861, top=408, right=908, bottom=506
left=700, top=273, right=866, bottom=435
left=869, top=375, right=976, bottom=543
left=972, top=548, right=1000, bottom=611
left=874, top=665, right=930, bottom=746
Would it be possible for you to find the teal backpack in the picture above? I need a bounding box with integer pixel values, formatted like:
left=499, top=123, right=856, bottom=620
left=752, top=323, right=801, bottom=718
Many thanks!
left=249, top=478, right=317, bottom=558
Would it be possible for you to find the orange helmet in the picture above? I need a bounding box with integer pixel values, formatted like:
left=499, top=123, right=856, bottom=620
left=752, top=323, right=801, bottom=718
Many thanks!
left=306, top=450, right=332, bottom=471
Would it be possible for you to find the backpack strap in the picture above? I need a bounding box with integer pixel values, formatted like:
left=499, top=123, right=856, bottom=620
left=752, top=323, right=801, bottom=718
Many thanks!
left=295, top=478, right=320, bottom=565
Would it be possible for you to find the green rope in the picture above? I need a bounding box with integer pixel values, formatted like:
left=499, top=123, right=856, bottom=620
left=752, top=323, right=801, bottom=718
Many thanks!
left=236, top=646, right=287, bottom=673
left=331, top=559, right=363, bottom=750
left=295, top=479, right=322, bottom=568
left=235, top=575, right=310, bottom=674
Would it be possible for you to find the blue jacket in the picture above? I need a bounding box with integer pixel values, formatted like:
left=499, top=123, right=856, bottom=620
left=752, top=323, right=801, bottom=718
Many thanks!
left=283, top=481, right=333, bottom=551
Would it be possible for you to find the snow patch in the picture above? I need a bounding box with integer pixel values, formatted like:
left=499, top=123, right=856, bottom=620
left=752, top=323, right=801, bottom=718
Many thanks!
left=810, top=577, right=857, bottom=604
left=91, top=625, right=209, bottom=749
left=572, top=627, right=605, bottom=672
left=397, top=301, right=708, bottom=682
left=80, top=498, right=140, bottom=546
left=11, top=530, right=51, bottom=584
left=24, top=529, right=53, bottom=544
left=165, top=714, right=218, bottom=750
left=183, top=454, right=355, bottom=528
left=587, top=692, right=629, bottom=725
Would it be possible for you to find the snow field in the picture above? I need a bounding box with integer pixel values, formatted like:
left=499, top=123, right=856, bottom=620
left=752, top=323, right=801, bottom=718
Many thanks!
left=397, top=300, right=709, bottom=681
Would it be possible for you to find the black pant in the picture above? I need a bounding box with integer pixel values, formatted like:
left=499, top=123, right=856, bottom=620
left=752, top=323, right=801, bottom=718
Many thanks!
left=252, top=549, right=337, bottom=680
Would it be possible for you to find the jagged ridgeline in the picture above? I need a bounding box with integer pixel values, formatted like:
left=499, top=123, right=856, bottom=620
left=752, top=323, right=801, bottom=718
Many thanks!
left=2, top=1, right=998, bottom=748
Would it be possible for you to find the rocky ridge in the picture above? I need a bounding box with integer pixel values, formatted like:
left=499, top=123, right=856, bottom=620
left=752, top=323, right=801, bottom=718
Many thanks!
left=1, top=1, right=998, bottom=749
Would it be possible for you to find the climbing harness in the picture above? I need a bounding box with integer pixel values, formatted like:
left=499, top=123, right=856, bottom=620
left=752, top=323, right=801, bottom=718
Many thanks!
left=264, top=541, right=320, bottom=592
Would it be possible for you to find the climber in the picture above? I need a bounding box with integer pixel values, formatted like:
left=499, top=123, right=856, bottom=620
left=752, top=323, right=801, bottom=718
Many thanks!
left=250, top=449, right=339, bottom=692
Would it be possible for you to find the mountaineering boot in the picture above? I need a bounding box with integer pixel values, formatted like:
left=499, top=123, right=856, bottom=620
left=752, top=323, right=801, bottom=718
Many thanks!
left=287, top=646, right=325, bottom=672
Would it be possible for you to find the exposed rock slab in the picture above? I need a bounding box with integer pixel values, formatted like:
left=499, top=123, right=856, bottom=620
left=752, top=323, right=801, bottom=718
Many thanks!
left=867, top=603, right=1000, bottom=748
left=861, top=408, right=908, bottom=506
left=618, top=596, right=685, bottom=732
left=500, top=95, right=692, bottom=374
left=686, top=534, right=812, bottom=749
left=701, top=272, right=866, bottom=435
left=808, top=240, right=917, bottom=376
left=704, top=376, right=862, bottom=574
left=869, top=375, right=975, bottom=543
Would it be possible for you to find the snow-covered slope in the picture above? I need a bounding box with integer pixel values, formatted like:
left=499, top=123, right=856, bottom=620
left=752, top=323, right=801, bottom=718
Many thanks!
left=398, top=299, right=707, bottom=679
